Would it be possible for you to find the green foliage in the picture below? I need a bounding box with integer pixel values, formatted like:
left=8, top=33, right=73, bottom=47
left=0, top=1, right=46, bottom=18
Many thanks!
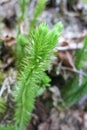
left=14, top=22, right=63, bottom=129
left=36, top=72, right=51, bottom=96
left=18, top=0, right=30, bottom=21
left=0, top=61, right=4, bottom=84
left=0, top=125, right=16, bottom=130
left=61, top=75, right=87, bottom=107
left=83, top=0, right=87, bottom=4
left=75, top=37, right=87, bottom=69
left=15, top=34, right=28, bottom=66
left=61, top=37, right=87, bottom=107
left=29, top=0, right=47, bottom=31
left=0, top=71, right=4, bottom=85
left=0, top=97, right=6, bottom=114
left=15, top=0, right=47, bottom=64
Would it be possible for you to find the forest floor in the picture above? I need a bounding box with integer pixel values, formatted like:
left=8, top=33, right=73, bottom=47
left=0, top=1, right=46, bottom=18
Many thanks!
left=0, top=0, right=87, bottom=130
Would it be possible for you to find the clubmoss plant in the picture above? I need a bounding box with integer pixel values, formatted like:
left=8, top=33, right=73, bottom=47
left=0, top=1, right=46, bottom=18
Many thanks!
left=29, top=0, right=47, bottom=32
left=0, top=22, right=63, bottom=130
left=75, top=37, right=87, bottom=69
left=61, top=37, right=87, bottom=107
left=16, top=0, right=47, bottom=64
left=0, top=62, right=6, bottom=114
left=0, top=97, right=6, bottom=114
left=14, top=22, right=63, bottom=129
left=18, top=0, right=30, bottom=21
left=0, top=125, right=21, bottom=130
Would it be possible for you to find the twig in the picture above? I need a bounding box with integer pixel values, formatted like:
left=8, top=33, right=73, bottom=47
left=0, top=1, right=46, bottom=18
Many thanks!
left=55, top=44, right=83, bottom=51
left=61, top=66, right=87, bottom=77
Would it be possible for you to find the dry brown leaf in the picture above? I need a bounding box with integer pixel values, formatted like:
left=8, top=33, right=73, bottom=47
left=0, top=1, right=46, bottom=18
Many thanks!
left=57, top=51, right=75, bottom=69
left=3, top=35, right=16, bottom=47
